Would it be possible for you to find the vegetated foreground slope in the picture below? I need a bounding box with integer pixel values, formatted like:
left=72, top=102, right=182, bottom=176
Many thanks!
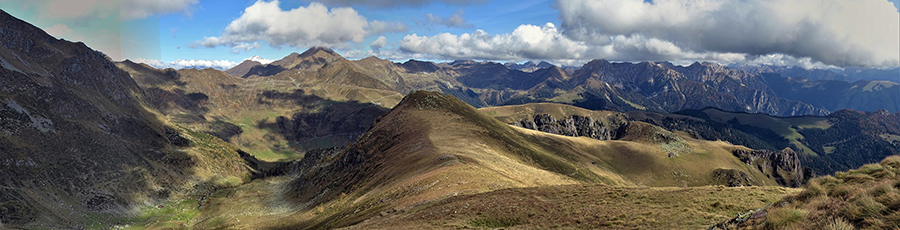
left=159, top=91, right=798, bottom=229
left=0, top=10, right=255, bottom=227
left=713, top=155, right=900, bottom=229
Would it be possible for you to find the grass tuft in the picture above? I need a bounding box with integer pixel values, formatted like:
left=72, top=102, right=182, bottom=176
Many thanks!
left=766, top=208, right=806, bottom=229
left=821, top=217, right=855, bottom=230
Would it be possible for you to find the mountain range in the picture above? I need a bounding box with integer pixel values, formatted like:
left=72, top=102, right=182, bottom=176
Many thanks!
left=224, top=48, right=897, bottom=116
left=2, top=9, right=899, bottom=229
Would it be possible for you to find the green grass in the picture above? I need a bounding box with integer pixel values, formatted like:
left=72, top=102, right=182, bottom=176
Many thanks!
left=879, top=134, right=900, bottom=143
left=78, top=200, right=204, bottom=230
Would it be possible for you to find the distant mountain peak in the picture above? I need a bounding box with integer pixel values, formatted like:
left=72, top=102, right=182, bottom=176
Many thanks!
left=299, top=46, right=337, bottom=57
left=245, top=55, right=273, bottom=64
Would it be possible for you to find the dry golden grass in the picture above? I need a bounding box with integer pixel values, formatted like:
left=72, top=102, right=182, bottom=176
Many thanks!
left=734, top=155, right=900, bottom=230
left=132, top=92, right=795, bottom=230
left=351, top=184, right=797, bottom=229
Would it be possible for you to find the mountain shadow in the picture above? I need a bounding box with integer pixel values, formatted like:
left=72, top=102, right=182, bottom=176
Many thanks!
left=0, top=10, right=256, bottom=227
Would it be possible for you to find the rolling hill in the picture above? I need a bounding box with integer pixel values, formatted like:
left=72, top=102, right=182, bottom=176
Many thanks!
left=139, top=91, right=804, bottom=229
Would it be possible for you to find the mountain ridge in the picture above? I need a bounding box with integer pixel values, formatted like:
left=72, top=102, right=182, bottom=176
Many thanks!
left=0, top=9, right=256, bottom=226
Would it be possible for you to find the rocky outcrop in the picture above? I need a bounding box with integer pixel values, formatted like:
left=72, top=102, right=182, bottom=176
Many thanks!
left=732, top=148, right=810, bottom=187
left=519, top=114, right=612, bottom=140
left=711, top=168, right=757, bottom=187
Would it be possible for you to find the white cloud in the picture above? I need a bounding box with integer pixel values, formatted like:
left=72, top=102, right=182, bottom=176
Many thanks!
left=370, top=36, right=388, bottom=49
left=302, top=0, right=486, bottom=8
left=231, top=42, right=262, bottom=54
left=192, top=1, right=407, bottom=52
left=394, top=22, right=745, bottom=65
left=132, top=58, right=239, bottom=70
left=425, top=10, right=474, bottom=28
left=742, top=54, right=841, bottom=70
left=557, top=0, right=900, bottom=68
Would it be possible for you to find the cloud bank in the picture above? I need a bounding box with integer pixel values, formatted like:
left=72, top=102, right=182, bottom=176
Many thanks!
left=192, top=1, right=407, bottom=52
left=557, top=0, right=900, bottom=68
left=396, top=23, right=746, bottom=65
left=382, top=0, right=898, bottom=68
left=132, top=58, right=239, bottom=70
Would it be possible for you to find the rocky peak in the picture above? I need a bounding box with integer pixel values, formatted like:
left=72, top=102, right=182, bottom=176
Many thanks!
left=399, top=59, right=439, bottom=73
left=299, top=46, right=338, bottom=58
left=582, top=59, right=612, bottom=71
left=732, top=148, right=810, bottom=187
left=518, top=114, right=613, bottom=140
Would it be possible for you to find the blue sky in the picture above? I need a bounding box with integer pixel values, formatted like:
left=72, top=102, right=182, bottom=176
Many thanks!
left=1, top=0, right=898, bottom=69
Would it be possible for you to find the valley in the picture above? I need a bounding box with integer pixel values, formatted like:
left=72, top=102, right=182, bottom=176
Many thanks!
left=1, top=8, right=898, bottom=230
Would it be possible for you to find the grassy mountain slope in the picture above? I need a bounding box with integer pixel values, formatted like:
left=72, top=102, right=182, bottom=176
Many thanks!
left=718, top=155, right=900, bottom=229
left=627, top=107, right=900, bottom=175
left=138, top=91, right=792, bottom=229
left=118, top=60, right=395, bottom=162
left=0, top=10, right=255, bottom=227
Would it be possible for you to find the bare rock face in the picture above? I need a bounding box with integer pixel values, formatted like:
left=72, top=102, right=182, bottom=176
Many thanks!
left=733, top=148, right=810, bottom=187
left=519, top=114, right=612, bottom=140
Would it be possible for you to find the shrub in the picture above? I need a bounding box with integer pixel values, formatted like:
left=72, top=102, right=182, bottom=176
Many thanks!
left=766, top=208, right=807, bottom=229
left=868, top=182, right=894, bottom=197
left=829, top=185, right=858, bottom=199
left=838, top=174, right=875, bottom=185
left=816, top=176, right=842, bottom=189
left=820, top=217, right=855, bottom=230
left=841, top=195, right=886, bottom=222
left=880, top=155, right=900, bottom=169
left=797, top=180, right=826, bottom=201
left=873, top=192, right=900, bottom=210
left=854, top=164, right=884, bottom=176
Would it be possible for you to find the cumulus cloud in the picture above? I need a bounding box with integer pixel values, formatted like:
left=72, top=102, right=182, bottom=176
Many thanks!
left=395, top=22, right=745, bottom=65
left=557, top=0, right=900, bottom=68
left=302, top=0, right=486, bottom=8
left=132, top=58, right=239, bottom=70
left=192, top=1, right=407, bottom=52
left=425, top=10, right=474, bottom=28
left=370, top=36, right=388, bottom=49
